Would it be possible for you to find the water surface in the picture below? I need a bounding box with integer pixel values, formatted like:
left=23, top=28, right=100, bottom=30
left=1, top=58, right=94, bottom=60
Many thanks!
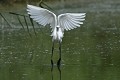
left=0, top=1, right=120, bottom=80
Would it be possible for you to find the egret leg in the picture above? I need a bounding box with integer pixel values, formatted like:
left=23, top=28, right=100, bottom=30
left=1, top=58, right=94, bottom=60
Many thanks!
left=57, top=41, right=61, bottom=67
left=51, top=41, right=54, bottom=71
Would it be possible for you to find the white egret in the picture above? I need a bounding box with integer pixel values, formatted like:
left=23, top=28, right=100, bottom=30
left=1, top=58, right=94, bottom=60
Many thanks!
left=27, top=4, right=86, bottom=66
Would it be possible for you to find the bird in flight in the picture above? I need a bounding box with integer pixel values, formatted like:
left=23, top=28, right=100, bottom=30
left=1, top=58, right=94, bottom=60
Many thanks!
left=27, top=4, right=86, bottom=66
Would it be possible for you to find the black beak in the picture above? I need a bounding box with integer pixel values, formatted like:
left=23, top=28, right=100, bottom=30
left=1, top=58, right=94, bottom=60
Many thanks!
left=57, top=27, right=59, bottom=31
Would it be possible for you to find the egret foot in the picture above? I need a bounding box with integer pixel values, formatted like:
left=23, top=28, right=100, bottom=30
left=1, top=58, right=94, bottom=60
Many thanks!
left=51, top=59, right=53, bottom=71
left=57, top=58, right=61, bottom=67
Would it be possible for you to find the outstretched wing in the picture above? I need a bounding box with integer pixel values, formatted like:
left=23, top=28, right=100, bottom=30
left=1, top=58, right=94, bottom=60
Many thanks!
left=27, top=4, right=56, bottom=29
left=58, top=13, right=86, bottom=31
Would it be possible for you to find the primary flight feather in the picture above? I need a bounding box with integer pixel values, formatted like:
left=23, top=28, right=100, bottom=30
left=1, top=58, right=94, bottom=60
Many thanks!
left=27, top=4, right=86, bottom=42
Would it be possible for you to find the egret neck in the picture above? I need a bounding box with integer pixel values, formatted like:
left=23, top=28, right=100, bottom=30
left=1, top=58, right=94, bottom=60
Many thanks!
left=51, top=25, right=64, bottom=42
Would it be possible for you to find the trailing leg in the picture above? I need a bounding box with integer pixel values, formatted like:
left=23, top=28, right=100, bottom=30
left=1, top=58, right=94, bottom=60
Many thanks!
left=51, top=41, right=54, bottom=71
left=57, top=41, right=61, bottom=67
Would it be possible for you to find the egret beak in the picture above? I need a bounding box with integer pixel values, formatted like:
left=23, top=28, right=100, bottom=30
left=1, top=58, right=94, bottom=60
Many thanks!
left=56, top=27, right=59, bottom=31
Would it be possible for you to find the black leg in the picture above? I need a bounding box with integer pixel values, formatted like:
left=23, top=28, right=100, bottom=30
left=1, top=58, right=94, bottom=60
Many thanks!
left=51, top=59, right=53, bottom=71
left=51, top=41, right=54, bottom=71
left=59, top=42, right=61, bottom=59
left=57, top=41, right=61, bottom=67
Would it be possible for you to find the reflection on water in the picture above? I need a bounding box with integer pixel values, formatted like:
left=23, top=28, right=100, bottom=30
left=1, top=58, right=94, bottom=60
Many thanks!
left=51, top=64, right=61, bottom=80
left=0, top=23, right=120, bottom=80
left=1, top=1, right=120, bottom=80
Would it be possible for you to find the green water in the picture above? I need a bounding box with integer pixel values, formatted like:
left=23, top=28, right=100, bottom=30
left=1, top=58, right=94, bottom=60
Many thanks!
left=1, top=1, right=120, bottom=80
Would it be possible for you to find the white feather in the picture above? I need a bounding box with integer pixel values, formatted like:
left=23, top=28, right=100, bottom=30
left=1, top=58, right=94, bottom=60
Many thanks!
left=58, top=13, right=86, bottom=31
left=27, top=4, right=56, bottom=29
left=27, top=4, right=86, bottom=42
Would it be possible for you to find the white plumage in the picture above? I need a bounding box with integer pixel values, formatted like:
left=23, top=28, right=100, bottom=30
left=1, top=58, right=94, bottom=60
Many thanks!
left=27, top=4, right=86, bottom=42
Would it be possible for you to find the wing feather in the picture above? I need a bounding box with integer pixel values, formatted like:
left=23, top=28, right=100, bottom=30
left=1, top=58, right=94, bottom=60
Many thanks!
left=65, top=20, right=70, bottom=30
left=27, top=4, right=56, bottom=29
left=58, top=13, right=86, bottom=31
left=67, top=19, right=76, bottom=29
